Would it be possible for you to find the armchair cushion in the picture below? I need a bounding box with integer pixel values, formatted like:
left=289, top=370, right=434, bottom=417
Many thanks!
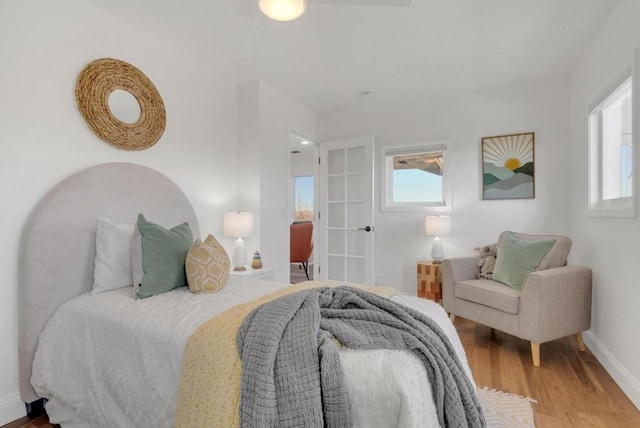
left=455, top=279, right=521, bottom=314
left=492, top=232, right=556, bottom=290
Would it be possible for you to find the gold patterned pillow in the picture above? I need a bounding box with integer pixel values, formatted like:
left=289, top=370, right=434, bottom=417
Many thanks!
left=186, top=235, right=230, bottom=293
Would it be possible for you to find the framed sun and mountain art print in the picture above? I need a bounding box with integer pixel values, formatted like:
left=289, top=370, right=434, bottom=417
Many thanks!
left=481, top=132, right=535, bottom=200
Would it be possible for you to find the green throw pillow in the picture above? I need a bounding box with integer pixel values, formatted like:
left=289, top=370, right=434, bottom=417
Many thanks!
left=135, top=214, right=193, bottom=299
left=492, top=232, right=556, bottom=290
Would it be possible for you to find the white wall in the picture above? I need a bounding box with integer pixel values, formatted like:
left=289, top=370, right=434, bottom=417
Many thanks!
left=290, top=152, right=315, bottom=177
left=238, top=81, right=324, bottom=283
left=237, top=81, right=262, bottom=267
left=324, top=80, right=572, bottom=293
left=569, top=0, right=640, bottom=409
left=0, top=1, right=239, bottom=423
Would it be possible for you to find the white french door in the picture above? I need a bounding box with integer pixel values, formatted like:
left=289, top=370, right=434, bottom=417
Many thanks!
left=317, top=136, right=374, bottom=284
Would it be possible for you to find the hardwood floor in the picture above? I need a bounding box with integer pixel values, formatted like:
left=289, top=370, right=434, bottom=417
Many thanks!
left=455, top=317, right=640, bottom=427
left=5, top=317, right=639, bottom=428
left=290, top=262, right=313, bottom=283
left=1, top=415, right=52, bottom=428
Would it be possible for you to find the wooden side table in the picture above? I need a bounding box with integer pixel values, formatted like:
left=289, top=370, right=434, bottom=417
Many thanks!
left=417, top=261, right=442, bottom=303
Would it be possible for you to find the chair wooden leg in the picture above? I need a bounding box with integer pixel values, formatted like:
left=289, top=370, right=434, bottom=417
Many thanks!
left=531, top=342, right=540, bottom=367
left=302, top=261, right=310, bottom=280
left=449, top=313, right=456, bottom=322
left=575, top=333, right=586, bottom=352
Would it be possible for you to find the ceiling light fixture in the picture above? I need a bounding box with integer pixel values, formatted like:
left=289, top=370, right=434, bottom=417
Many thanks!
left=300, top=140, right=311, bottom=145
left=259, top=0, right=306, bottom=21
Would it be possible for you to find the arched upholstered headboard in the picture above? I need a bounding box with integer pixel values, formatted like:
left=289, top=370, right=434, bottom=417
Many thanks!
left=18, top=163, right=200, bottom=405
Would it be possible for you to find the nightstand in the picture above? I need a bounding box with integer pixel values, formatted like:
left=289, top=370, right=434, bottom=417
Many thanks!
left=229, top=266, right=274, bottom=281
left=417, top=261, right=442, bottom=303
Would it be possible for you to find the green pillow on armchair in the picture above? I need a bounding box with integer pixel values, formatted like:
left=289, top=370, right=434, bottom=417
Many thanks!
left=491, top=231, right=556, bottom=290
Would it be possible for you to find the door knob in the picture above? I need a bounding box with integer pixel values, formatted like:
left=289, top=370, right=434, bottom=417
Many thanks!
left=358, top=226, right=373, bottom=232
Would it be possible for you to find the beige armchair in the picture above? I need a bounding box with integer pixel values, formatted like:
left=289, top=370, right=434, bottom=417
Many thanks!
left=442, top=231, right=592, bottom=367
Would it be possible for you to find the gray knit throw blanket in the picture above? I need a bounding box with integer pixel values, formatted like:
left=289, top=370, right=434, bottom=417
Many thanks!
left=236, top=286, right=485, bottom=428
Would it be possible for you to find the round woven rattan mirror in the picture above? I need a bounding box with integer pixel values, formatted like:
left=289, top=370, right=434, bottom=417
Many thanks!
left=75, top=58, right=166, bottom=151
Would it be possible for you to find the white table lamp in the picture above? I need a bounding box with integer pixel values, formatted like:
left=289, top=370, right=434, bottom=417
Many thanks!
left=224, top=212, right=254, bottom=271
left=425, top=215, right=451, bottom=264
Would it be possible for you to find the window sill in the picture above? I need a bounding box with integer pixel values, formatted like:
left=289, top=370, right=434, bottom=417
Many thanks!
left=588, top=201, right=635, bottom=218
left=381, top=204, right=451, bottom=213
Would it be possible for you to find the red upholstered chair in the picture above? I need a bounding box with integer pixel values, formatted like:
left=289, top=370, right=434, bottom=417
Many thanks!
left=290, top=222, right=314, bottom=280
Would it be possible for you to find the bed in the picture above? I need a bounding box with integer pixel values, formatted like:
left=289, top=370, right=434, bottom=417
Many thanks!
left=18, top=162, right=482, bottom=427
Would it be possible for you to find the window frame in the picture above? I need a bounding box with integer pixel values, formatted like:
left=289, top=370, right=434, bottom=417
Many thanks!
left=588, top=68, right=635, bottom=218
left=380, top=140, right=452, bottom=212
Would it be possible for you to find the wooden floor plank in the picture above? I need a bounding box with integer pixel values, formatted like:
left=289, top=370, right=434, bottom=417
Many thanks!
left=3, top=318, right=639, bottom=428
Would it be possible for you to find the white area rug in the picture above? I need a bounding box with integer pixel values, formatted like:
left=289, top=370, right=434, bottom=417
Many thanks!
left=478, top=387, right=537, bottom=427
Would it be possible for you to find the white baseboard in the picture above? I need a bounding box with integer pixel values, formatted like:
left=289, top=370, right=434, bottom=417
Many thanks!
left=0, top=393, right=26, bottom=426
left=583, top=330, right=640, bottom=410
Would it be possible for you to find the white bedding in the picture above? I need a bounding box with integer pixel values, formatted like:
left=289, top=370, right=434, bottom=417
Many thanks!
left=31, top=278, right=474, bottom=428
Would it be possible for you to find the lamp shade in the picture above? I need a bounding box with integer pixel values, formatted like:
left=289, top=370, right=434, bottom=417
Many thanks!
left=259, top=0, right=306, bottom=21
left=425, top=215, right=451, bottom=237
left=223, top=212, right=253, bottom=238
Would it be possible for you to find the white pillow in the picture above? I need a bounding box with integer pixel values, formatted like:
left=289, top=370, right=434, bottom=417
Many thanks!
left=92, top=217, right=135, bottom=293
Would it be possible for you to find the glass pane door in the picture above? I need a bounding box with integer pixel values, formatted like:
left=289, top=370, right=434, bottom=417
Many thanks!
left=320, top=137, right=374, bottom=284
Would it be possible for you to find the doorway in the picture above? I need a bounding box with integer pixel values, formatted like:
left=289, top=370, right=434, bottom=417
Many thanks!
left=288, top=132, right=316, bottom=283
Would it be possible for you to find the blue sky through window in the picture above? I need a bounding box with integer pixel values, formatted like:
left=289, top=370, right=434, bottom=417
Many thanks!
left=393, top=169, right=443, bottom=203
left=295, top=176, right=314, bottom=221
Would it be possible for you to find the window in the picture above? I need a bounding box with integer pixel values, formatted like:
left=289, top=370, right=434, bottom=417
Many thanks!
left=294, top=175, right=314, bottom=221
left=382, top=142, right=451, bottom=211
left=589, top=73, right=633, bottom=217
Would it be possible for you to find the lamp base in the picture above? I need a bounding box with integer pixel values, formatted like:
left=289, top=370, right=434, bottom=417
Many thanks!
left=232, top=237, right=248, bottom=272
left=431, top=236, right=444, bottom=264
